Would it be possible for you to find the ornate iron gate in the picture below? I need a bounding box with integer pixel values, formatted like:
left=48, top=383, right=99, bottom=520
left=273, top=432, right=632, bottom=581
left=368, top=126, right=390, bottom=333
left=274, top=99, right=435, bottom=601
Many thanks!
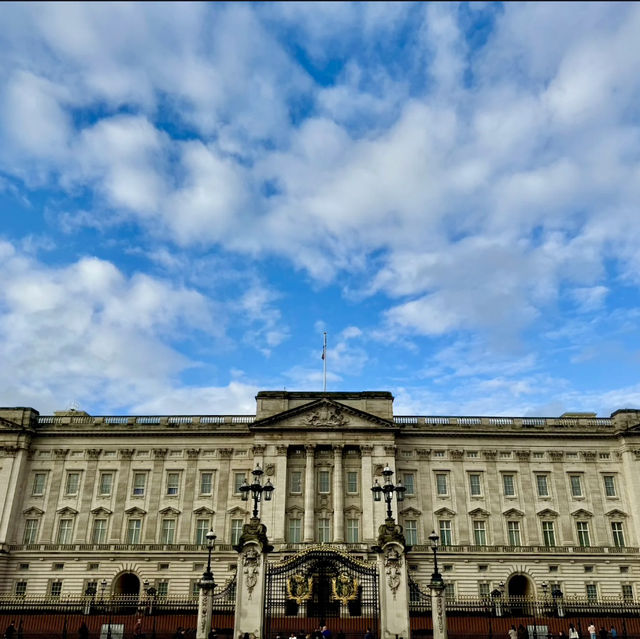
left=264, top=548, right=379, bottom=639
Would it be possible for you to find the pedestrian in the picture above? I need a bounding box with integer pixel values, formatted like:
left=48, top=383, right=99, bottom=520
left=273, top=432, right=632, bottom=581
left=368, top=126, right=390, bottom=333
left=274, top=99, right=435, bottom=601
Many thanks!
left=610, top=628, right=617, bottom=639
left=4, top=621, right=16, bottom=639
left=133, top=619, right=143, bottom=638
left=517, top=624, right=529, bottom=639
left=569, top=625, right=579, bottom=639
left=509, top=626, right=518, bottom=639
left=365, top=628, right=374, bottom=639
left=78, top=622, right=90, bottom=639
left=322, top=627, right=331, bottom=639
left=289, top=632, right=296, bottom=639
left=599, top=628, right=607, bottom=639
left=588, top=623, right=596, bottom=639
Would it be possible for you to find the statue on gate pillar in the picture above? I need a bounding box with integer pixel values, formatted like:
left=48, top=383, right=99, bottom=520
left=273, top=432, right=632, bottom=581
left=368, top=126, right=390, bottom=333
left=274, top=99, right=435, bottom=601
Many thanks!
left=373, top=520, right=410, bottom=639
left=234, top=518, right=271, bottom=639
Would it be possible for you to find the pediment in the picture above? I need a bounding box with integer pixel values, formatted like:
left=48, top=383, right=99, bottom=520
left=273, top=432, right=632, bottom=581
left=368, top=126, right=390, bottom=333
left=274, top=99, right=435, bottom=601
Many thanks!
left=0, top=416, right=29, bottom=431
left=193, top=507, right=215, bottom=516
left=56, top=507, right=78, bottom=516
left=468, top=508, right=491, bottom=518
left=90, top=507, right=113, bottom=515
left=286, top=506, right=304, bottom=516
left=571, top=508, right=593, bottom=518
left=344, top=505, right=362, bottom=515
left=399, top=506, right=422, bottom=517
left=159, top=507, right=181, bottom=515
left=23, top=507, right=44, bottom=516
left=227, top=506, right=249, bottom=516
left=605, top=509, right=627, bottom=518
left=503, top=508, right=525, bottom=518
left=252, top=398, right=394, bottom=431
left=434, top=507, right=456, bottom=517
left=537, top=508, right=559, bottom=518
left=125, top=507, right=147, bottom=516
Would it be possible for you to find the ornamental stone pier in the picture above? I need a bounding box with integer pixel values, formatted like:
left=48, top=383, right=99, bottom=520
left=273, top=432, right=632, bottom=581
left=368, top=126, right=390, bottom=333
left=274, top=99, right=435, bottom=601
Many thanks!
left=428, top=579, right=448, bottom=639
left=374, top=519, right=410, bottom=639
left=233, top=517, right=272, bottom=639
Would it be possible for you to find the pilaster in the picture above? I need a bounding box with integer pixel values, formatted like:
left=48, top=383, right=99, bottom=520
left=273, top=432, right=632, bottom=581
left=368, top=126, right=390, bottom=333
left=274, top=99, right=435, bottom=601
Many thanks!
left=333, top=444, right=344, bottom=542
left=303, top=444, right=315, bottom=543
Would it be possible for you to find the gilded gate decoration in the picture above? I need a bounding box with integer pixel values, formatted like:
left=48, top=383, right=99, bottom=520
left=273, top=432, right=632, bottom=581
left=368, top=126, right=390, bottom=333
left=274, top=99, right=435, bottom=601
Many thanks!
left=264, top=547, right=379, bottom=639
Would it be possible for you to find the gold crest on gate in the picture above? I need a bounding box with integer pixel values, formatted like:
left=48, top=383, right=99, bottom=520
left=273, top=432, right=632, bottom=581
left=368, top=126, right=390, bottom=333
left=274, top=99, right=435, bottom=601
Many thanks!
left=287, top=573, right=313, bottom=604
left=331, top=571, right=359, bottom=604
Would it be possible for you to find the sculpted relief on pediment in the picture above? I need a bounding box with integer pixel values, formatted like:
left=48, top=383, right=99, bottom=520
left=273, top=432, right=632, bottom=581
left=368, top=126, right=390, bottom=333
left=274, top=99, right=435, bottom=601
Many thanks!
left=301, top=404, right=349, bottom=429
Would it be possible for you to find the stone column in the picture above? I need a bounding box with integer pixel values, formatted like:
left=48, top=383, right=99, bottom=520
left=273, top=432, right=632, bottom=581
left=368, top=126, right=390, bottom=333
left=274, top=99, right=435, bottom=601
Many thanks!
left=429, top=579, right=448, bottom=639
left=143, top=448, right=167, bottom=543
left=214, top=449, right=233, bottom=539
left=361, top=445, right=375, bottom=543
left=303, top=444, right=315, bottom=543
left=0, top=445, right=27, bottom=545
left=41, top=448, right=68, bottom=542
left=196, top=574, right=215, bottom=639
left=376, top=537, right=410, bottom=639
left=109, top=448, right=135, bottom=542
left=76, top=448, right=102, bottom=543
left=333, top=445, right=344, bottom=543
left=272, top=445, right=288, bottom=543
left=179, top=448, right=200, bottom=543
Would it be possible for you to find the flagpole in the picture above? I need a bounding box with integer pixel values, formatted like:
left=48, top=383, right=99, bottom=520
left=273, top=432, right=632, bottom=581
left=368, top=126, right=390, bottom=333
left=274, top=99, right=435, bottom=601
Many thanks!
left=323, top=331, right=327, bottom=392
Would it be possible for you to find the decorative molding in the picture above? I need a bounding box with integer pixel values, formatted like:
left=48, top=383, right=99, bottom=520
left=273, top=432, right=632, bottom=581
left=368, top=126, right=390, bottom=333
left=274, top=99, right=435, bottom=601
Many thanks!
left=242, top=546, right=261, bottom=598
left=482, top=450, right=497, bottom=460
left=605, top=509, right=627, bottom=518
left=433, top=507, right=456, bottom=517
left=384, top=445, right=397, bottom=457
left=86, top=449, right=102, bottom=460
left=124, top=507, right=147, bottom=516
left=90, top=507, right=113, bottom=515
left=275, top=445, right=288, bottom=456
left=265, top=463, right=275, bottom=476
left=536, top=508, right=559, bottom=519
left=23, top=507, right=45, bottom=516
left=252, top=444, right=266, bottom=456
left=159, top=506, right=181, bottom=515
left=384, top=546, right=403, bottom=598
left=193, top=506, right=215, bottom=516
left=53, top=449, right=69, bottom=459
left=449, top=449, right=464, bottom=460
left=515, top=450, right=531, bottom=460
left=570, top=508, right=593, bottom=518
left=186, top=448, right=201, bottom=460
left=56, top=506, right=79, bottom=516
left=0, top=445, right=20, bottom=458
left=360, top=445, right=374, bottom=455
left=217, top=448, right=233, bottom=459
left=548, top=451, right=564, bottom=461
left=502, top=508, right=525, bottom=518
left=305, top=444, right=316, bottom=455
left=581, top=451, right=597, bottom=461
left=119, top=449, right=135, bottom=460
left=416, top=448, right=431, bottom=459
left=302, top=404, right=349, bottom=429
left=152, top=448, right=168, bottom=460
left=468, top=507, right=491, bottom=518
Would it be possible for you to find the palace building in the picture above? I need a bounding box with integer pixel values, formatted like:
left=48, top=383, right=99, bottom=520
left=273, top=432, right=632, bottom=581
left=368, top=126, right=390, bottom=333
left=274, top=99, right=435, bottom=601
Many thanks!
left=1, top=390, right=639, bottom=605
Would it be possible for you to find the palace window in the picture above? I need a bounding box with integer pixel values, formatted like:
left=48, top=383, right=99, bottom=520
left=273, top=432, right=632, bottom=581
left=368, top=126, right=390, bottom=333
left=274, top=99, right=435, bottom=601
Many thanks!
left=195, top=519, right=210, bottom=545
left=347, top=471, right=358, bottom=494
left=289, top=470, right=302, bottom=494
left=65, top=472, right=80, bottom=496
left=502, top=474, right=516, bottom=497
left=346, top=518, right=359, bottom=543
left=32, top=473, right=47, bottom=496
left=405, top=520, right=418, bottom=546
left=199, top=472, right=213, bottom=495
left=507, top=521, right=521, bottom=546
left=403, top=473, right=415, bottom=495
left=157, top=581, right=168, bottom=598
left=318, top=470, right=330, bottom=494
left=542, top=521, right=556, bottom=547
left=234, top=472, right=247, bottom=494
left=132, top=473, right=146, bottom=496
left=161, top=519, right=176, bottom=544
left=536, top=475, right=549, bottom=497
left=473, top=521, right=487, bottom=546
left=23, top=519, right=39, bottom=544
left=439, top=520, right=452, bottom=545
left=479, top=582, right=490, bottom=598
left=611, top=522, right=625, bottom=548
left=50, top=580, right=63, bottom=598
left=469, top=473, right=482, bottom=497
left=569, top=475, right=583, bottom=498
left=288, top=518, right=302, bottom=543
left=445, top=583, right=455, bottom=600
left=231, top=519, right=244, bottom=546
left=435, top=473, right=449, bottom=496
left=586, top=584, right=598, bottom=602
left=57, top=519, right=74, bottom=544
left=318, top=518, right=331, bottom=543
left=603, top=475, right=617, bottom=497
left=166, top=472, right=180, bottom=496
left=127, top=519, right=141, bottom=544
left=92, top=519, right=107, bottom=544
left=622, top=584, right=634, bottom=602
left=577, top=521, right=591, bottom=547
left=98, top=473, right=113, bottom=496
left=15, top=581, right=27, bottom=597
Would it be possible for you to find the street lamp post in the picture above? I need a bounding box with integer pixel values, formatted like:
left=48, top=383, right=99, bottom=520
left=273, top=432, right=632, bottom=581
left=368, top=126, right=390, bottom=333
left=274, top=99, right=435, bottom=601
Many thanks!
left=144, top=579, right=158, bottom=639
left=197, top=529, right=217, bottom=639
left=371, top=464, right=406, bottom=522
left=240, top=464, right=274, bottom=519
left=426, top=531, right=448, bottom=639
left=100, top=579, right=112, bottom=639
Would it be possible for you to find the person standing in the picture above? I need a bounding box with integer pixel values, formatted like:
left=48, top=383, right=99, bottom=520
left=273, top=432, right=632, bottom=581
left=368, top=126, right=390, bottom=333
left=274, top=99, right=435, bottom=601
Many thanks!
left=569, top=625, right=579, bottom=639
left=365, top=629, right=374, bottom=639
left=78, top=622, right=90, bottom=639
left=509, top=626, right=518, bottom=639
left=517, top=624, right=529, bottom=639
left=610, top=628, right=617, bottom=639
left=588, top=623, right=596, bottom=639
left=322, top=627, right=331, bottom=639
left=4, top=621, right=16, bottom=639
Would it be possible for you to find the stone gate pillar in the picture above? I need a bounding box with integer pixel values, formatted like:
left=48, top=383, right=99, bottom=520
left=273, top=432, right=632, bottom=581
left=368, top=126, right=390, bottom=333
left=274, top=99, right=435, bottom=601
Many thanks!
left=234, top=518, right=272, bottom=639
left=375, top=520, right=410, bottom=639
left=428, top=579, right=448, bottom=639
left=196, top=575, right=215, bottom=639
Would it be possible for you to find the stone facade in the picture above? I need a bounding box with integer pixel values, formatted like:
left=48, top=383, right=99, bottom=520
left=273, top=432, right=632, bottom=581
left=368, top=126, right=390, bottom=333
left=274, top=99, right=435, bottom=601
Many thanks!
left=0, top=391, right=639, bottom=602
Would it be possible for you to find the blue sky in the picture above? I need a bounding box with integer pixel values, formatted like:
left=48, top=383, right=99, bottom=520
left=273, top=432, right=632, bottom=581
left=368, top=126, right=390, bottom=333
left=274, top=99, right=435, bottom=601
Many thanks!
left=2, top=2, right=640, bottom=417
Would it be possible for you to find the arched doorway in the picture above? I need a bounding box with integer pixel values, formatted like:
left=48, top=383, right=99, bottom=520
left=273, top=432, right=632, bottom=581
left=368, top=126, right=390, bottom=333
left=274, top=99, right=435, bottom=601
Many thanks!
left=113, top=572, right=141, bottom=597
left=508, top=574, right=531, bottom=597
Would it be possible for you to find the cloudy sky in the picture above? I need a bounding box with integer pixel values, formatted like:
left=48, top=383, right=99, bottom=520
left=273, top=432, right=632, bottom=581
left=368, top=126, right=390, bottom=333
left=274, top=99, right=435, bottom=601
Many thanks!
left=1, top=2, right=640, bottom=417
